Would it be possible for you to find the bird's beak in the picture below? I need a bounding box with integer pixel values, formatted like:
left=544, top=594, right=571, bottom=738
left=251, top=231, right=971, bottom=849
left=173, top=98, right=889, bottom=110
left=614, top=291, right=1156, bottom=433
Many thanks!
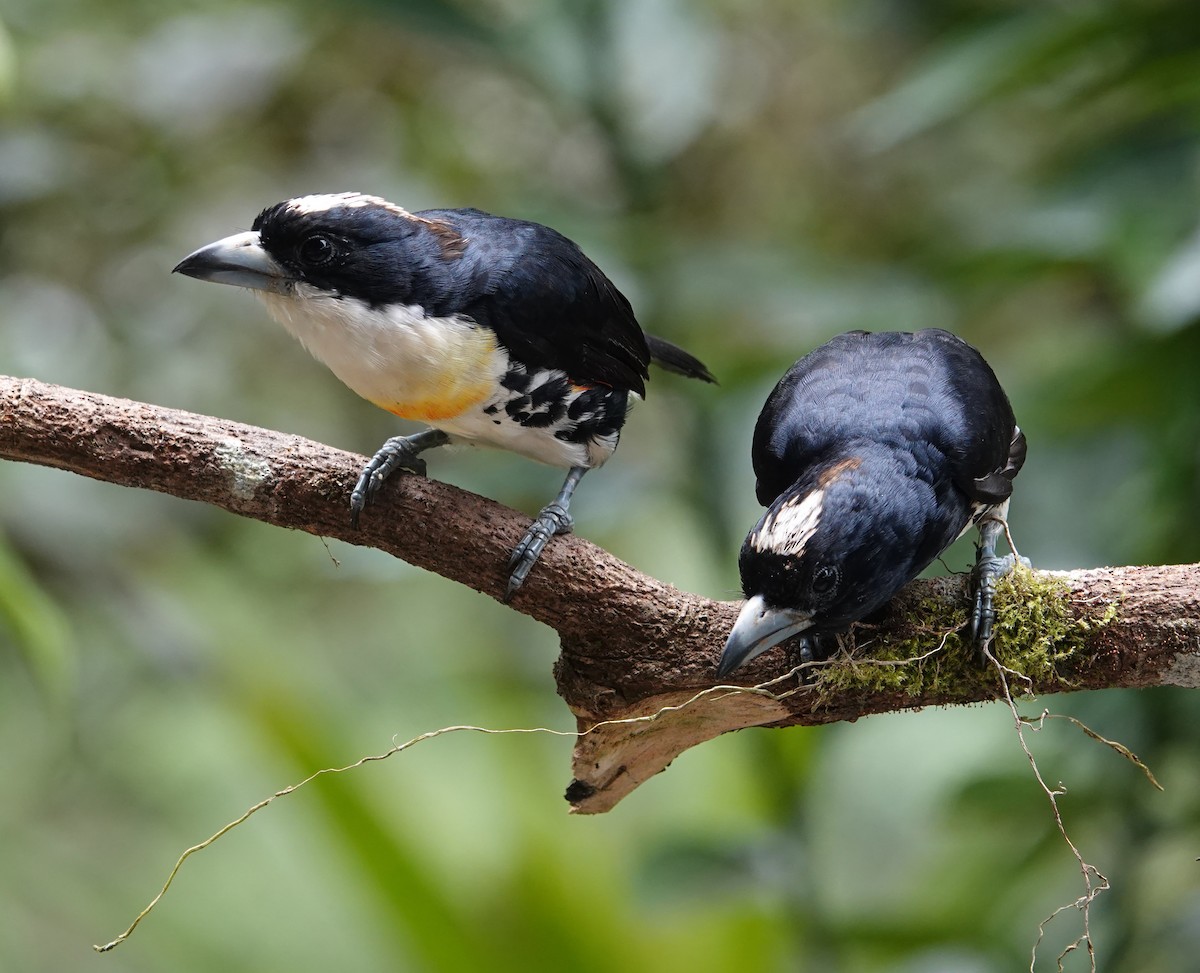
left=717, top=594, right=813, bottom=677
left=172, top=231, right=293, bottom=295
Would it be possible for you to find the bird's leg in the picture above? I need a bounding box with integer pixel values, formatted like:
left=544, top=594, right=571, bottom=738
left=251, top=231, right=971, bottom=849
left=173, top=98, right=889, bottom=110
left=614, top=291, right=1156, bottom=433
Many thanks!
left=796, top=635, right=816, bottom=665
left=506, top=466, right=587, bottom=599
left=969, top=507, right=1028, bottom=646
left=793, top=632, right=843, bottom=678
left=350, top=428, right=451, bottom=527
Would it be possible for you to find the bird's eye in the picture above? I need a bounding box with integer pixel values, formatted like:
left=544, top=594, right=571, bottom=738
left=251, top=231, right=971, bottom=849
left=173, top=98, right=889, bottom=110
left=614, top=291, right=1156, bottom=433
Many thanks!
left=811, top=565, right=839, bottom=596
left=298, top=234, right=336, bottom=266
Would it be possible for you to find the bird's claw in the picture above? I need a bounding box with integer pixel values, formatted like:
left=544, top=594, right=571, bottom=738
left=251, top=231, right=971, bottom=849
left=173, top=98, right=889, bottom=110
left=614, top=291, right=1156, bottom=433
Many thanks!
left=505, top=502, right=574, bottom=599
left=969, top=552, right=1031, bottom=646
left=349, top=437, right=430, bottom=527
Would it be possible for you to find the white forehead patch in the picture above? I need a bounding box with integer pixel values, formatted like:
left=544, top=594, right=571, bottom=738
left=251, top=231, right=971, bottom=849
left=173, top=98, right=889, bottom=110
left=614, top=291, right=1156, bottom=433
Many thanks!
left=286, top=193, right=413, bottom=219
left=751, top=488, right=824, bottom=556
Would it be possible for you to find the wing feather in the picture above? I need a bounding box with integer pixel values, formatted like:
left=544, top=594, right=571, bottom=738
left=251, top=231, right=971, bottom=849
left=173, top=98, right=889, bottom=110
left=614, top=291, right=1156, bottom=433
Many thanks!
left=419, top=210, right=651, bottom=394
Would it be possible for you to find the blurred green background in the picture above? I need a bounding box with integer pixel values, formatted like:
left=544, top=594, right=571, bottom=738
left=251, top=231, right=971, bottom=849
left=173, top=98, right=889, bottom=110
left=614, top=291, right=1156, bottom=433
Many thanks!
left=2, top=1, right=1198, bottom=970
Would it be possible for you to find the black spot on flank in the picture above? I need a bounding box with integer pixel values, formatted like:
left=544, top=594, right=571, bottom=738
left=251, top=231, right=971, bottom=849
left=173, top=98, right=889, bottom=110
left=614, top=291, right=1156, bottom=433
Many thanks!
left=511, top=411, right=531, bottom=423
left=500, top=369, right=528, bottom=392
left=483, top=403, right=500, bottom=415
left=555, top=425, right=591, bottom=444
left=521, top=412, right=556, bottom=428
left=505, top=395, right=531, bottom=417
left=593, top=417, right=622, bottom=439
left=529, top=376, right=572, bottom=407
left=568, top=388, right=605, bottom=419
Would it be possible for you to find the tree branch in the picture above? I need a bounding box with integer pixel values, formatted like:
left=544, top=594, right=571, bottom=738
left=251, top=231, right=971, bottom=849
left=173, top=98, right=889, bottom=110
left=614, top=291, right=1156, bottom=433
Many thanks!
left=3, top=376, right=1198, bottom=813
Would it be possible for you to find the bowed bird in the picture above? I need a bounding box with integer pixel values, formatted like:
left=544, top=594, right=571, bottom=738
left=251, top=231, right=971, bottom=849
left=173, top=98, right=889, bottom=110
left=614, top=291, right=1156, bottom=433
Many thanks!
left=174, top=193, right=715, bottom=594
left=719, top=328, right=1026, bottom=677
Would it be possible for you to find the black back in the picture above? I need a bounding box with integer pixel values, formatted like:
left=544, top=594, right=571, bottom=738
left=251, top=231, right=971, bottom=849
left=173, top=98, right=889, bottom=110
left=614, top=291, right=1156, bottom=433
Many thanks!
left=752, top=329, right=1023, bottom=509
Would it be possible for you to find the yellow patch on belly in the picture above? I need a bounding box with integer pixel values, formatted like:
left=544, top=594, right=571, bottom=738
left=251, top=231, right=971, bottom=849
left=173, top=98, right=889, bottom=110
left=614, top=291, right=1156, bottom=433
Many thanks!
left=267, top=291, right=506, bottom=426
left=377, top=380, right=495, bottom=422
left=365, top=342, right=500, bottom=423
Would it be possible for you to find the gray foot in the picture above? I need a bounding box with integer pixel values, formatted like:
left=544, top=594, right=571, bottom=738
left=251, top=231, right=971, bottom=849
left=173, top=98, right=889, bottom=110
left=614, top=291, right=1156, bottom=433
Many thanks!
left=505, top=502, right=574, bottom=599
left=349, top=430, right=449, bottom=527
left=970, top=551, right=1032, bottom=645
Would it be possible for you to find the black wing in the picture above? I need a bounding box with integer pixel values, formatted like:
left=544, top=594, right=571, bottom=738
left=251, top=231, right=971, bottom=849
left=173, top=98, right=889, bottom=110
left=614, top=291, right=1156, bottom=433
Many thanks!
left=419, top=209, right=651, bottom=395
left=921, top=329, right=1025, bottom=505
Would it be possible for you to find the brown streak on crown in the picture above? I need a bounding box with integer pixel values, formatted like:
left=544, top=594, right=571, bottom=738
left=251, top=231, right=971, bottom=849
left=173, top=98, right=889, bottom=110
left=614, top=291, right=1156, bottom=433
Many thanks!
left=818, top=455, right=862, bottom=487
left=412, top=216, right=467, bottom=260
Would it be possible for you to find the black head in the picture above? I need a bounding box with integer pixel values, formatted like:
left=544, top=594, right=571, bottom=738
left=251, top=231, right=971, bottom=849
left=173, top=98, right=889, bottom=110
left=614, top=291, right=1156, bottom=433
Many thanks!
left=719, top=456, right=928, bottom=676
left=174, top=193, right=466, bottom=310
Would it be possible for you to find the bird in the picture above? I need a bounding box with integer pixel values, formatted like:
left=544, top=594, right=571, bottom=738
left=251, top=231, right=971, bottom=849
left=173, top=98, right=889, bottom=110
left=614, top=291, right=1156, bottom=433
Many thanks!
left=173, top=192, right=715, bottom=595
left=719, top=328, right=1026, bottom=677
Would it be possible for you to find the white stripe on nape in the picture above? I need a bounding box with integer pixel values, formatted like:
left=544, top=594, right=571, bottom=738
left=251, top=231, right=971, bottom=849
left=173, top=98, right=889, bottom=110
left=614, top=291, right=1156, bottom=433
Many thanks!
left=752, top=488, right=825, bottom=556
left=285, top=193, right=413, bottom=219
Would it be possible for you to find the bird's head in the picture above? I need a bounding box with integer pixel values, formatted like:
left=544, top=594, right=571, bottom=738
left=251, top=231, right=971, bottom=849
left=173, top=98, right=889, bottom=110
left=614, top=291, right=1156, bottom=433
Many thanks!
left=719, top=455, right=919, bottom=676
left=172, top=192, right=463, bottom=307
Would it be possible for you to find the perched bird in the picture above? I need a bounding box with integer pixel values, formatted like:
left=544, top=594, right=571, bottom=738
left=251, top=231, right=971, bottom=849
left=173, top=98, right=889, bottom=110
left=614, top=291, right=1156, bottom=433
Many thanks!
left=719, top=328, right=1026, bottom=677
left=173, top=193, right=714, bottom=594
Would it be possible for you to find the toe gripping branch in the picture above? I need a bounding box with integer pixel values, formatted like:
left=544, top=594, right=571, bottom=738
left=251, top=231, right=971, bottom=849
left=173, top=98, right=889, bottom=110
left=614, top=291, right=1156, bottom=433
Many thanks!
left=506, top=466, right=588, bottom=599
left=969, top=514, right=1028, bottom=646
left=349, top=429, right=451, bottom=527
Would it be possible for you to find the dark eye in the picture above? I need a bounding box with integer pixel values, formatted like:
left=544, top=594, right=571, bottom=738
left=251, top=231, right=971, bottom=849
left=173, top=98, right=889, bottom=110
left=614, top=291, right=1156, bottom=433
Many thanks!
left=811, top=565, right=839, bottom=596
left=298, top=234, right=336, bottom=266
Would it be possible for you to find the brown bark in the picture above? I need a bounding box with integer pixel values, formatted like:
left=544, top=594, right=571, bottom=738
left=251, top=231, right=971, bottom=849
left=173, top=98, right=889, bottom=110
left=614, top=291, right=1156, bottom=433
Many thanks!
left=2, top=376, right=1198, bottom=813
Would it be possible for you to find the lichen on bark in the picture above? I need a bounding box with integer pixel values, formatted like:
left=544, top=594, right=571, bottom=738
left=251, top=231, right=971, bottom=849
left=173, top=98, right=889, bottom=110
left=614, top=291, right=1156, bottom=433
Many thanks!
left=809, top=566, right=1120, bottom=702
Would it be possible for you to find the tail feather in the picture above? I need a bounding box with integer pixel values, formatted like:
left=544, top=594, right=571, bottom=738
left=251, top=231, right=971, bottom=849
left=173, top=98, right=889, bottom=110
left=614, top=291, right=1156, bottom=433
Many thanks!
left=645, top=333, right=717, bottom=384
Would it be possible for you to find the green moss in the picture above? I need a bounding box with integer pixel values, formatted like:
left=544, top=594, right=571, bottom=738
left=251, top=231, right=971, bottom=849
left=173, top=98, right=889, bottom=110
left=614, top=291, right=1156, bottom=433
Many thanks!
left=811, top=566, right=1118, bottom=702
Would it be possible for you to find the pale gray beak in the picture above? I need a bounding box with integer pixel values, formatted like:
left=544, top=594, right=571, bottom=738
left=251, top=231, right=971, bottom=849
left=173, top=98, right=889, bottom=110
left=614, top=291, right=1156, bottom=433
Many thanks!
left=717, top=594, right=813, bottom=677
left=173, top=231, right=293, bottom=294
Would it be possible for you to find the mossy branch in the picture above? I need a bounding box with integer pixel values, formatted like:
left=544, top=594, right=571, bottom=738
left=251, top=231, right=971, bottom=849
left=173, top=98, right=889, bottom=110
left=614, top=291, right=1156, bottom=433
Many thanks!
left=2, top=375, right=1199, bottom=813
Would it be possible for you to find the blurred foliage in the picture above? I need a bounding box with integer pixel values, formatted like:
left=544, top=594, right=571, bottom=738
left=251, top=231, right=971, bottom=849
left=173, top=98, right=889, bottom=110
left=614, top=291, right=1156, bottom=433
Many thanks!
left=1, top=0, right=1199, bottom=970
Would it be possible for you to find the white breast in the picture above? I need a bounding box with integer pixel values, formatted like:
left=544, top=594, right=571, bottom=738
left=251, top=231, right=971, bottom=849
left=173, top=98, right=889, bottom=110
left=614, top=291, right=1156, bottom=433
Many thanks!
left=259, top=288, right=506, bottom=421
